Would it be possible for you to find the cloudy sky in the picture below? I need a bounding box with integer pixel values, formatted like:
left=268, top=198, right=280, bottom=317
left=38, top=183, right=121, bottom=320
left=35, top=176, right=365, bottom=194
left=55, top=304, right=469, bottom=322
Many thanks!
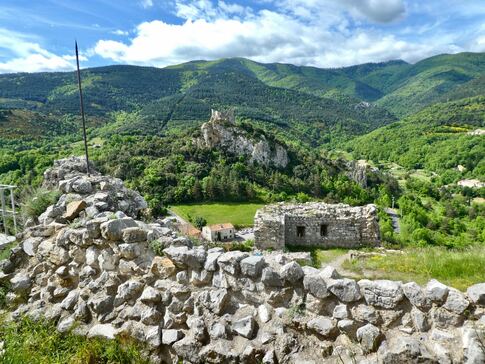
left=0, top=0, right=484, bottom=73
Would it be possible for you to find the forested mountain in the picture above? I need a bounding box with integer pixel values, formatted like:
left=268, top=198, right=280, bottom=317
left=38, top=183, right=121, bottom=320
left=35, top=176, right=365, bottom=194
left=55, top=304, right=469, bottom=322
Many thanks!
left=1, top=52, right=483, bottom=146
left=348, top=96, right=485, bottom=180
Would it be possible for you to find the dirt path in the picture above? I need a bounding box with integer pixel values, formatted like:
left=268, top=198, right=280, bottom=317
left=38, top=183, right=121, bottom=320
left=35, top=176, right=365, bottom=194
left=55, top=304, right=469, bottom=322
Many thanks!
left=323, top=251, right=361, bottom=279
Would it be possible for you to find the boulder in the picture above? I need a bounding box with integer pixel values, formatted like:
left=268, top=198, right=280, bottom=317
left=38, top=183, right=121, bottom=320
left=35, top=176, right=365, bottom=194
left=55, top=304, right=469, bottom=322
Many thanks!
left=217, top=251, right=249, bottom=275
left=378, top=336, right=435, bottom=363
left=140, top=286, right=161, bottom=304
left=163, top=246, right=206, bottom=270
left=150, top=256, right=176, bottom=278
left=261, top=267, right=284, bottom=287
left=359, top=279, right=404, bottom=309
left=100, top=218, right=138, bottom=241
left=333, top=304, right=349, bottom=320
left=425, top=279, right=449, bottom=303
left=87, top=324, right=116, bottom=339
left=411, top=307, right=429, bottom=332
left=10, top=273, right=31, bottom=293
left=114, top=280, right=144, bottom=306
left=118, top=243, right=141, bottom=260
left=351, top=304, right=379, bottom=324
left=72, top=178, right=93, bottom=194
left=443, top=288, right=469, bottom=314
left=467, top=283, right=485, bottom=304
left=356, top=323, right=381, bottom=353
left=232, top=316, right=256, bottom=339
left=122, top=227, right=147, bottom=243
left=240, top=255, right=265, bottom=277
left=307, top=316, right=337, bottom=338
left=402, top=281, right=431, bottom=310
left=303, top=272, right=330, bottom=299
left=64, top=200, right=87, bottom=220
left=327, top=278, right=362, bottom=302
left=280, top=261, right=304, bottom=283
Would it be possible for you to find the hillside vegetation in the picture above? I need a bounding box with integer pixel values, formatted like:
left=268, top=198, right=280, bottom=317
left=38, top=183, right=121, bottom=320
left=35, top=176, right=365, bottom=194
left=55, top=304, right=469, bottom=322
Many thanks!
left=348, top=96, right=485, bottom=179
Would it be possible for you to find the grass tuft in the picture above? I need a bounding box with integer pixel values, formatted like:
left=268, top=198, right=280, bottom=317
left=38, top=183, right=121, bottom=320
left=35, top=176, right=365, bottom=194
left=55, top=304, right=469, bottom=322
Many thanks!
left=0, top=316, right=147, bottom=364
left=343, top=246, right=485, bottom=290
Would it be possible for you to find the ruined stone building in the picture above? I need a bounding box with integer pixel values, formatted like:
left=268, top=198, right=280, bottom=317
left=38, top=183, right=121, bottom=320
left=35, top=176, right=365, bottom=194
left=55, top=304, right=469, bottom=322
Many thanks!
left=254, top=202, right=380, bottom=250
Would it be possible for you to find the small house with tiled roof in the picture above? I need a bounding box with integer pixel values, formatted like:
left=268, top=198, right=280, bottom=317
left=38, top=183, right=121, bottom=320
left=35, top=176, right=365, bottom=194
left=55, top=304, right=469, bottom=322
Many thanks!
left=202, top=223, right=235, bottom=242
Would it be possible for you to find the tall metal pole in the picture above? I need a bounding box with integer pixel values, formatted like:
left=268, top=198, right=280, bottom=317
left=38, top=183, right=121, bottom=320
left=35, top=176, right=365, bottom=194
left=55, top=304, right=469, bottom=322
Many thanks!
left=75, top=41, right=91, bottom=176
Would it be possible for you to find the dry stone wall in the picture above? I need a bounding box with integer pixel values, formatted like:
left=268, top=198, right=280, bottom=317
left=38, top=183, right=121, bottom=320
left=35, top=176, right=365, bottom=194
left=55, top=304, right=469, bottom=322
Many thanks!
left=1, top=157, right=485, bottom=363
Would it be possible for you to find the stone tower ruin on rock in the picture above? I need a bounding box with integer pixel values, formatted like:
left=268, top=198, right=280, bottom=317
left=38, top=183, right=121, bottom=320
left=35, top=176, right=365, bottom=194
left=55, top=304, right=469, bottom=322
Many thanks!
left=254, top=202, right=380, bottom=250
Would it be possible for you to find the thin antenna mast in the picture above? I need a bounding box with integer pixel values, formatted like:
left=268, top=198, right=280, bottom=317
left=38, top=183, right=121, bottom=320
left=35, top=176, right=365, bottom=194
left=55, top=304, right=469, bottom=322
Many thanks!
left=75, top=41, right=91, bottom=176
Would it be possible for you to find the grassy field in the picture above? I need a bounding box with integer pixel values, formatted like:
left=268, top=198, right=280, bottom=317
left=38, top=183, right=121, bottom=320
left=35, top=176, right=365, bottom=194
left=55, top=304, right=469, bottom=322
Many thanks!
left=0, top=316, right=147, bottom=364
left=170, top=202, right=265, bottom=227
left=342, top=246, right=485, bottom=291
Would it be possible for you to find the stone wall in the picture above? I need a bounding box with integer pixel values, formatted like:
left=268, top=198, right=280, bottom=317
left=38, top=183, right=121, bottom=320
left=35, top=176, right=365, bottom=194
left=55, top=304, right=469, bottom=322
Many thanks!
left=255, top=202, right=381, bottom=250
left=1, top=159, right=485, bottom=363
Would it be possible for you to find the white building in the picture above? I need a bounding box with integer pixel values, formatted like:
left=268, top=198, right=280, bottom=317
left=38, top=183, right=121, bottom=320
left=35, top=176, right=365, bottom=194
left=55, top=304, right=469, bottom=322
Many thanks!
left=202, top=223, right=235, bottom=242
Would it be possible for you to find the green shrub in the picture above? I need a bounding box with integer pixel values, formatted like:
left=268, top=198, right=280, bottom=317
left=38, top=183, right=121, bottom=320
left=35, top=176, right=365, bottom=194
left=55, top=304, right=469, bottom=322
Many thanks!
left=149, top=239, right=164, bottom=256
left=20, top=187, right=61, bottom=220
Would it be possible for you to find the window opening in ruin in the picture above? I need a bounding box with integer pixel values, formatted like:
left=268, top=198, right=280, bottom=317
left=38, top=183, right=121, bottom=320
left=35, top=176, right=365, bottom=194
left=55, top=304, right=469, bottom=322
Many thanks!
left=217, top=232, right=221, bottom=241
left=297, top=226, right=305, bottom=238
left=320, top=224, right=328, bottom=237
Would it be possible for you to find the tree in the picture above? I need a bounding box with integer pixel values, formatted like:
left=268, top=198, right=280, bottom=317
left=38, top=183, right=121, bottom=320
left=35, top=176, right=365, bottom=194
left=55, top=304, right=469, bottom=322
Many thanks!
left=194, top=216, right=207, bottom=230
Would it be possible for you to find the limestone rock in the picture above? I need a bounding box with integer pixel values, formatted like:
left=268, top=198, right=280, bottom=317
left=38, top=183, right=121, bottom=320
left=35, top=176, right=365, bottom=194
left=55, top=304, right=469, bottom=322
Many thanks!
left=467, top=283, right=485, bottom=304
left=304, top=272, right=330, bottom=299
left=114, top=280, right=144, bottom=306
left=356, top=324, right=381, bottom=353
left=217, top=251, right=249, bottom=275
left=10, top=273, right=31, bottom=293
left=232, top=316, right=256, bottom=339
left=100, top=218, right=138, bottom=241
left=359, top=279, right=403, bottom=309
left=402, top=281, right=431, bottom=310
left=240, top=255, right=265, bottom=277
left=327, top=278, right=362, bottom=302
left=88, top=324, right=116, bottom=339
left=307, top=316, right=337, bottom=338
left=261, top=267, right=284, bottom=287
left=443, top=288, right=469, bottom=314
left=122, top=227, right=147, bottom=243
left=150, top=256, right=176, bottom=278
left=64, top=200, right=87, bottom=220
left=280, top=261, right=304, bottom=283
left=163, top=246, right=206, bottom=270
left=425, top=279, right=449, bottom=303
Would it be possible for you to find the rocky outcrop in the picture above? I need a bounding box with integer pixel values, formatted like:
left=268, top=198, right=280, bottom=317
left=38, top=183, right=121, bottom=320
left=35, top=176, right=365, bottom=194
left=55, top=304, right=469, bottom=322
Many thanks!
left=198, top=109, right=289, bottom=168
left=346, top=159, right=380, bottom=188
left=1, top=158, right=485, bottom=363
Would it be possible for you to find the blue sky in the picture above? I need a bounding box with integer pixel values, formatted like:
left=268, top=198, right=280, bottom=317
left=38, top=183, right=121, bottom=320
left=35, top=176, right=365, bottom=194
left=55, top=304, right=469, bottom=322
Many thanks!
left=0, top=0, right=484, bottom=73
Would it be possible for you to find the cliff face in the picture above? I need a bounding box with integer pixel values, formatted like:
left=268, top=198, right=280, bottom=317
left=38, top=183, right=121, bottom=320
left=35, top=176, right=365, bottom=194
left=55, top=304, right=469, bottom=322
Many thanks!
left=198, top=110, right=289, bottom=168
left=2, top=157, right=485, bottom=363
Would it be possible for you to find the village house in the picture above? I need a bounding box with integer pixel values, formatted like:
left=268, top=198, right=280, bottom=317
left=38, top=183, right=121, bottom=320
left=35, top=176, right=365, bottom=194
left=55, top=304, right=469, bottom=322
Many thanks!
left=202, top=223, right=235, bottom=242
left=254, top=202, right=380, bottom=250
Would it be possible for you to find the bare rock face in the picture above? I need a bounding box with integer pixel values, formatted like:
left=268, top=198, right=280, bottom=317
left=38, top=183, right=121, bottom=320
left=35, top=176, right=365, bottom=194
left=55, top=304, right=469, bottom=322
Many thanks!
left=2, top=157, right=485, bottom=364
left=198, top=109, right=289, bottom=168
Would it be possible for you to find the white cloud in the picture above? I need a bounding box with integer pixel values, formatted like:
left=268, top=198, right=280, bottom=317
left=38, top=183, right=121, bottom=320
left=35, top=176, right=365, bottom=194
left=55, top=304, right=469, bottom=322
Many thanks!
left=0, top=28, right=77, bottom=73
left=140, top=0, right=154, bottom=9
left=111, top=29, right=129, bottom=36
left=92, top=1, right=483, bottom=69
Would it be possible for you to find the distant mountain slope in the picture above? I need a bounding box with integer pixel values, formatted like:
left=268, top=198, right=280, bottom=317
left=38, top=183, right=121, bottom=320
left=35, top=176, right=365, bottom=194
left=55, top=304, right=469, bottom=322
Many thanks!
left=374, top=53, right=485, bottom=117
left=0, top=52, right=484, bottom=146
left=347, top=96, right=485, bottom=178
left=0, top=109, right=77, bottom=140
